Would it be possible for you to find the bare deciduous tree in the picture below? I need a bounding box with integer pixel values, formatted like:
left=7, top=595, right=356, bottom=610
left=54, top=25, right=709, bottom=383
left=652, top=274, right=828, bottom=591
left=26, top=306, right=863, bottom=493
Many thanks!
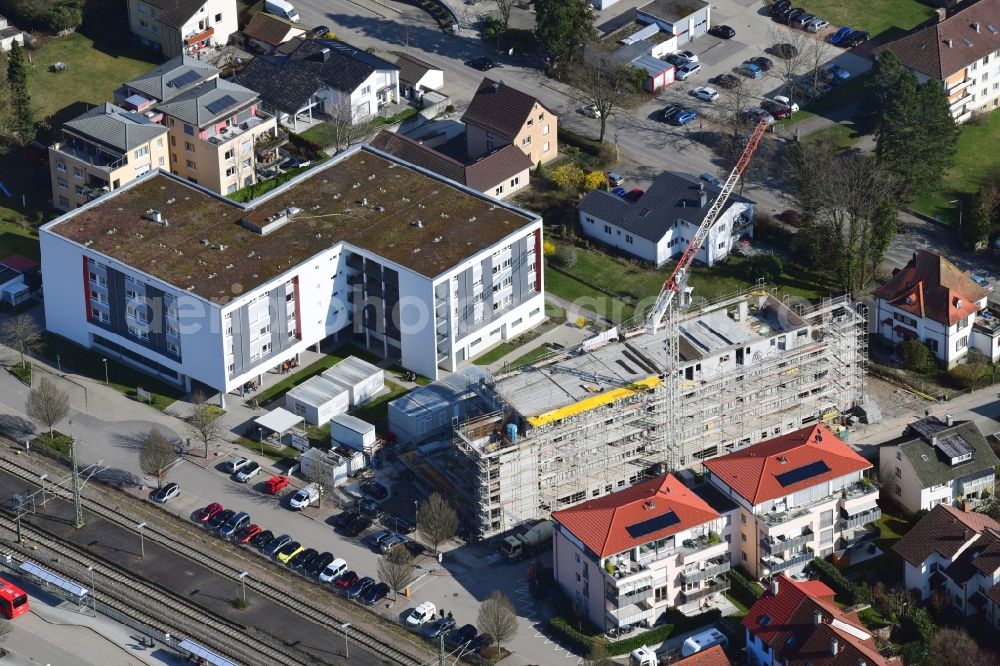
left=416, top=492, right=459, bottom=555
left=477, top=590, right=518, bottom=656
left=325, top=97, right=380, bottom=154
left=377, top=546, right=415, bottom=600
left=496, top=0, right=515, bottom=32
left=186, top=400, right=225, bottom=458
left=139, top=427, right=176, bottom=488
left=716, top=76, right=761, bottom=139
left=802, top=37, right=836, bottom=103
left=571, top=59, right=639, bottom=144
left=0, top=314, right=41, bottom=369
left=927, top=627, right=997, bottom=666
left=25, top=377, right=69, bottom=438
left=767, top=28, right=813, bottom=108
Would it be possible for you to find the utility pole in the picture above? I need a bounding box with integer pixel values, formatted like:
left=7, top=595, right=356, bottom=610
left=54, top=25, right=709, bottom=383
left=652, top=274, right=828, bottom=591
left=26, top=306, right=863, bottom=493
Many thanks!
left=70, top=422, right=83, bottom=528
left=439, top=632, right=445, bottom=666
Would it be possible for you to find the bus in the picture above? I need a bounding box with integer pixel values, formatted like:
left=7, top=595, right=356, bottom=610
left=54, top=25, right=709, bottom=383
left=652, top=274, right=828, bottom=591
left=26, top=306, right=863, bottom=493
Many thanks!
left=0, top=578, right=28, bottom=619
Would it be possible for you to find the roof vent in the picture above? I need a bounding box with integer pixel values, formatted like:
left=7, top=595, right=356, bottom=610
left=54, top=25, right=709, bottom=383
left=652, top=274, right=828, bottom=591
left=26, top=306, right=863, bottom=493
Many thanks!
left=947, top=38, right=953, bottom=47
left=218, top=244, right=227, bottom=251
left=989, top=24, right=998, bottom=34
left=146, top=209, right=167, bottom=225
left=956, top=298, right=963, bottom=309
left=963, top=38, right=974, bottom=46
left=201, top=239, right=210, bottom=246
left=239, top=207, right=301, bottom=236
left=413, top=220, right=424, bottom=228
left=814, top=610, right=823, bottom=625
left=974, top=22, right=981, bottom=33
left=433, top=236, right=443, bottom=243
left=777, top=455, right=788, bottom=464
left=831, top=638, right=839, bottom=656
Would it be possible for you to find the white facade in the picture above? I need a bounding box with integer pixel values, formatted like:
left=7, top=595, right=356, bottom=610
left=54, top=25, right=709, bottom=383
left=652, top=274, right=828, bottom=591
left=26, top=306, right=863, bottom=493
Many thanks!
left=879, top=442, right=996, bottom=515
left=128, top=0, right=238, bottom=58
left=293, top=69, right=400, bottom=126
left=330, top=413, right=376, bottom=452
left=874, top=296, right=985, bottom=366
left=321, top=357, right=383, bottom=407
left=284, top=376, right=350, bottom=425
left=299, top=445, right=366, bottom=488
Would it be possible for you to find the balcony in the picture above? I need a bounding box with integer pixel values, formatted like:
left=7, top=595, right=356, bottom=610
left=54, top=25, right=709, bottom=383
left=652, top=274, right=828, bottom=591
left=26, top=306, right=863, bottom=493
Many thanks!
left=840, top=506, right=881, bottom=531
left=52, top=140, right=127, bottom=171
left=681, top=555, right=731, bottom=583
left=761, top=528, right=814, bottom=555
left=946, top=77, right=974, bottom=95
left=949, top=92, right=972, bottom=112
left=680, top=575, right=730, bottom=604
left=607, top=580, right=654, bottom=606
left=206, top=111, right=274, bottom=146
left=184, top=26, right=214, bottom=46
left=761, top=549, right=812, bottom=574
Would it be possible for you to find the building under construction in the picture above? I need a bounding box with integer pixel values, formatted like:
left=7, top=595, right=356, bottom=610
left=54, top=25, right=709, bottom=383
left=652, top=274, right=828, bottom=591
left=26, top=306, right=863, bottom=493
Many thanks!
left=404, top=287, right=868, bottom=539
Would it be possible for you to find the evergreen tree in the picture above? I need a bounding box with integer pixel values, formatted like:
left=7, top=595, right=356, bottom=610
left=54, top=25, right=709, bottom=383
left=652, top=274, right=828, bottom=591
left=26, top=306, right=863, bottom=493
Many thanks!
left=860, top=52, right=908, bottom=131
left=964, top=188, right=997, bottom=248
left=6, top=41, right=33, bottom=144
left=534, top=0, right=596, bottom=69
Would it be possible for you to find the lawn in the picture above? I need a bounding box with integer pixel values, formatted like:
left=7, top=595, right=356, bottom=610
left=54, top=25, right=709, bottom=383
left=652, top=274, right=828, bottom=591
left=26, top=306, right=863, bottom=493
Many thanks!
left=305, top=379, right=410, bottom=445
left=0, top=224, right=40, bottom=262
left=912, top=111, right=1000, bottom=223
left=473, top=327, right=551, bottom=365
left=298, top=108, right=420, bottom=147
left=789, top=0, right=936, bottom=40
left=802, top=123, right=861, bottom=150
left=251, top=345, right=381, bottom=407
left=508, top=345, right=552, bottom=368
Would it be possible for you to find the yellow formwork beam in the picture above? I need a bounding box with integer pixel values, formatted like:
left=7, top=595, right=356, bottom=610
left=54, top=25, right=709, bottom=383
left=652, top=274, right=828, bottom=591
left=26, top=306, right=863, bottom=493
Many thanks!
left=526, top=376, right=662, bottom=428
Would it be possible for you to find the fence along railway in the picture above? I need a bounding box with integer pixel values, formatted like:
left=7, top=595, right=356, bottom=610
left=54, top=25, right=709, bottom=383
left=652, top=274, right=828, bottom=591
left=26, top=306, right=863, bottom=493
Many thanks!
left=0, top=452, right=426, bottom=666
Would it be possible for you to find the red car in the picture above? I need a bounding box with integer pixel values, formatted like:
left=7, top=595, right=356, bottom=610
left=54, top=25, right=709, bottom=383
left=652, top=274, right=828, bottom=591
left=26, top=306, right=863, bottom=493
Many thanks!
left=333, top=571, right=359, bottom=590
left=195, top=502, right=223, bottom=523
left=236, top=524, right=262, bottom=544
left=776, top=209, right=805, bottom=228
left=624, top=188, right=645, bottom=203
left=263, top=476, right=290, bottom=495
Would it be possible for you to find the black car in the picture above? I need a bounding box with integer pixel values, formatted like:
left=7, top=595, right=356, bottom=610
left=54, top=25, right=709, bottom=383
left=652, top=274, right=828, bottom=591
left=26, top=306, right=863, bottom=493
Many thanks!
left=263, top=534, right=292, bottom=557
left=151, top=482, right=180, bottom=503
left=307, top=552, right=335, bottom=577
left=468, top=633, right=494, bottom=653
left=311, top=25, right=331, bottom=36
left=388, top=517, right=416, bottom=534
left=345, top=515, right=373, bottom=536
left=784, top=8, right=806, bottom=24
left=347, top=576, right=375, bottom=600
left=468, top=57, right=494, bottom=71
left=708, top=25, right=735, bottom=39
left=423, top=617, right=456, bottom=639
left=291, top=547, right=318, bottom=569
left=359, top=498, right=380, bottom=516
left=771, top=42, right=799, bottom=59
left=448, top=624, right=477, bottom=648
left=664, top=53, right=690, bottom=67
left=659, top=104, right=682, bottom=122
left=361, top=582, right=390, bottom=605
left=208, top=509, right=235, bottom=531
left=843, top=30, right=869, bottom=47
left=251, top=529, right=275, bottom=550
left=332, top=510, right=359, bottom=529
left=750, top=56, right=774, bottom=72
left=362, top=481, right=390, bottom=501
left=712, top=74, right=741, bottom=89
left=768, top=0, right=791, bottom=15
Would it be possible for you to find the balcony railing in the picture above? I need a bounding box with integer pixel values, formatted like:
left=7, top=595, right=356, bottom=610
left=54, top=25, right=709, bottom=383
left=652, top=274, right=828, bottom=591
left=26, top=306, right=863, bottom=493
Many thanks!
left=761, top=528, right=814, bottom=555
left=206, top=111, right=274, bottom=146
left=946, top=77, right=973, bottom=95
left=680, top=575, right=730, bottom=604
left=761, top=549, right=812, bottom=574
left=681, top=556, right=731, bottom=583
left=840, top=507, right=881, bottom=531
left=607, top=583, right=654, bottom=606
left=53, top=141, right=127, bottom=171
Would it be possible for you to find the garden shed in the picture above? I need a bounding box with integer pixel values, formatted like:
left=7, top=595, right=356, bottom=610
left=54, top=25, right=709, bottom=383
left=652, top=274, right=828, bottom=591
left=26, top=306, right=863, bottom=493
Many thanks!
left=322, top=356, right=384, bottom=407
left=284, top=376, right=350, bottom=426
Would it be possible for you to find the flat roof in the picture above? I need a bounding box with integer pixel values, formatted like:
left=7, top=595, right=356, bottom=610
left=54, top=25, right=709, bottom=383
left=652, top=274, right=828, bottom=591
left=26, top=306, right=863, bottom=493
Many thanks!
left=43, top=146, right=538, bottom=302
left=323, top=356, right=382, bottom=385
left=637, top=0, right=709, bottom=23
left=286, top=375, right=347, bottom=406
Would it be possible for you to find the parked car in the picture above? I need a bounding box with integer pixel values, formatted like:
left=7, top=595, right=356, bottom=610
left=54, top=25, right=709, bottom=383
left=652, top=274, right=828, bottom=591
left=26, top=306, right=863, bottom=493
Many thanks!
left=370, top=529, right=395, bottom=547
left=344, top=515, right=373, bottom=536
left=423, top=617, right=457, bottom=639
left=667, top=109, right=698, bottom=126
left=624, top=188, right=645, bottom=202
left=768, top=0, right=791, bottom=15
left=611, top=186, right=627, bottom=197
left=783, top=8, right=806, bottom=25
left=223, top=457, right=251, bottom=474
left=469, top=634, right=494, bottom=653
left=699, top=172, right=721, bottom=187
left=311, top=25, right=331, bottom=36
left=332, top=569, right=359, bottom=589
left=307, top=552, right=335, bottom=577
left=347, top=576, right=375, bottom=600
left=263, top=534, right=292, bottom=557
left=235, top=461, right=261, bottom=483
left=195, top=502, right=223, bottom=523
left=361, top=582, right=391, bottom=605
left=971, top=270, right=994, bottom=292
left=738, top=62, right=763, bottom=79
left=236, top=523, right=262, bottom=544
left=606, top=172, right=624, bottom=187
left=664, top=53, right=690, bottom=67
left=772, top=95, right=800, bottom=113
left=579, top=104, right=601, bottom=118
left=826, top=64, right=851, bottom=81
left=406, top=601, right=437, bottom=628
left=359, top=498, right=380, bottom=516
left=712, top=73, right=741, bottom=89
left=276, top=541, right=303, bottom=564
left=691, top=86, right=719, bottom=102
left=776, top=209, right=805, bottom=228
left=290, top=547, right=318, bottom=569
left=332, top=510, right=359, bottom=529
left=208, top=509, right=235, bottom=531
left=772, top=6, right=794, bottom=23
left=320, top=558, right=349, bottom=583
left=468, top=57, right=494, bottom=71
left=152, top=482, right=180, bottom=503
left=380, top=535, right=409, bottom=554
left=263, top=475, right=289, bottom=494
left=675, top=50, right=697, bottom=63
left=390, top=517, right=416, bottom=534
left=448, top=624, right=478, bottom=648
left=771, top=42, right=799, bottom=59
left=760, top=99, right=792, bottom=120
left=807, top=18, right=829, bottom=33
left=362, top=481, right=390, bottom=501
left=830, top=26, right=854, bottom=45
left=708, top=25, right=735, bottom=38
left=745, top=107, right=776, bottom=126
left=843, top=30, right=869, bottom=47
left=659, top=104, right=683, bottom=122
left=749, top=56, right=773, bottom=72
left=791, top=13, right=815, bottom=29
left=220, top=511, right=250, bottom=539
left=675, top=62, right=701, bottom=80
left=250, top=529, right=274, bottom=549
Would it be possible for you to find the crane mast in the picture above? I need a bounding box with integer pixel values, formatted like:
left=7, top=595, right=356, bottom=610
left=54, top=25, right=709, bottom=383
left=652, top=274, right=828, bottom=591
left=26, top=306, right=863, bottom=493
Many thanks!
left=646, top=118, right=769, bottom=471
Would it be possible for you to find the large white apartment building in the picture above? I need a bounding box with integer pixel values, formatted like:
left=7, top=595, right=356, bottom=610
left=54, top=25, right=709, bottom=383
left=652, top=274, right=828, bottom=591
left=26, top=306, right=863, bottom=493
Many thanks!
left=40, top=146, right=545, bottom=405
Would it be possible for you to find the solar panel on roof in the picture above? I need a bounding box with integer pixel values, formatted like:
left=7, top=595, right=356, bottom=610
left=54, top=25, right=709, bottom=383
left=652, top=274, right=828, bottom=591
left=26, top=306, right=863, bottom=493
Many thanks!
left=775, top=460, right=831, bottom=487
left=168, top=70, right=201, bottom=89
left=625, top=510, right=680, bottom=539
left=205, top=95, right=239, bottom=115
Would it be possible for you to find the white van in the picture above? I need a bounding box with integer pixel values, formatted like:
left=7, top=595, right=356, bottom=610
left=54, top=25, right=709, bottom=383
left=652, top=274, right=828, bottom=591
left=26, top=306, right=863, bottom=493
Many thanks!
left=264, top=0, right=301, bottom=22
left=405, top=601, right=436, bottom=628
left=681, top=628, right=728, bottom=657
left=318, top=557, right=347, bottom=583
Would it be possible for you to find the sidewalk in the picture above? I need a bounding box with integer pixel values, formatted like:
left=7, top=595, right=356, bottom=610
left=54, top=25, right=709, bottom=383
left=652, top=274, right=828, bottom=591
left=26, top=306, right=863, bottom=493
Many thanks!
left=483, top=319, right=593, bottom=373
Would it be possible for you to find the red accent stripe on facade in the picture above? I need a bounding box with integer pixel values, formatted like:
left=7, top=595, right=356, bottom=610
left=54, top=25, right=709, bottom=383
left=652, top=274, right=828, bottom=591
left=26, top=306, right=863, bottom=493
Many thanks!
left=292, top=275, right=302, bottom=339
left=82, top=256, right=92, bottom=321
left=534, top=229, right=543, bottom=293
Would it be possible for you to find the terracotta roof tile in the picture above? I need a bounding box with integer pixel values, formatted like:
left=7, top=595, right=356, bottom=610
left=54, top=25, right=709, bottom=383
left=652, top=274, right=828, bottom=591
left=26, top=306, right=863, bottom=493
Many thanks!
left=243, top=12, right=302, bottom=47
left=891, top=504, right=999, bottom=566
left=551, top=474, right=720, bottom=558
left=703, top=425, right=872, bottom=505
left=874, top=250, right=986, bottom=325
left=673, top=644, right=730, bottom=666
left=461, top=77, right=555, bottom=141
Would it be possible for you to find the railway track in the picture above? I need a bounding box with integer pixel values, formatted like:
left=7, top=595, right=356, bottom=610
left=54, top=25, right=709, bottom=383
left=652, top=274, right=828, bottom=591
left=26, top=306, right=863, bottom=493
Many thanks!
left=0, top=455, right=426, bottom=666
left=0, top=511, right=311, bottom=666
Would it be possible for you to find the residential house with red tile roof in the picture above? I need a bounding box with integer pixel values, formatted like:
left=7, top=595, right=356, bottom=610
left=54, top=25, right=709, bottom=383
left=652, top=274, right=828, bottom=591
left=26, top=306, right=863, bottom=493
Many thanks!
left=892, top=504, right=1000, bottom=627
left=462, top=78, right=558, bottom=172
left=744, top=575, right=896, bottom=666
left=551, top=474, right=739, bottom=630
left=877, top=414, right=997, bottom=515
left=873, top=1, right=1000, bottom=122
left=241, top=12, right=306, bottom=54
left=704, top=424, right=879, bottom=579
left=874, top=250, right=990, bottom=367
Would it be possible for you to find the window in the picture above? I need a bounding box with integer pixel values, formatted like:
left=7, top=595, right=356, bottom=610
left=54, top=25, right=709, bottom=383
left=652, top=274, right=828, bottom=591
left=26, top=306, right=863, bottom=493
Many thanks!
left=521, top=136, right=531, bottom=146
left=57, top=162, right=66, bottom=173
left=225, top=166, right=236, bottom=177
left=73, top=167, right=83, bottom=179
left=224, top=149, right=234, bottom=160
left=526, top=118, right=533, bottom=127
left=75, top=185, right=85, bottom=196
left=167, top=324, right=179, bottom=337
left=510, top=176, right=520, bottom=187
left=58, top=195, right=69, bottom=208
left=184, top=124, right=194, bottom=136
left=543, top=141, right=550, bottom=153
left=170, top=135, right=176, bottom=146
left=58, top=178, right=67, bottom=190
left=125, top=288, right=139, bottom=301
left=134, top=146, right=149, bottom=159
left=139, top=19, right=148, bottom=30
left=138, top=1, right=147, bottom=12
left=185, top=141, right=194, bottom=153
left=215, top=12, right=222, bottom=21
left=543, top=124, right=550, bottom=135
left=895, top=466, right=902, bottom=478
left=896, top=451, right=902, bottom=461
left=158, top=156, right=165, bottom=166
left=958, top=316, right=969, bottom=329
left=361, top=85, right=371, bottom=95
left=957, top=335, right=969, bottom=350
left=892, top=312, right=917, bottom=327
left=167, top=340, right=179, bottom=355
left=186, top=160, right=196, bottom=169
left=926, top=338, right=939, bottom=353
left=227, top=362, right=235, bottom=374
left=157, top=137, right=163, bottom=148
left=604, top=224, right=612, bottom=234
left=494, top=184, right=504, bottom=196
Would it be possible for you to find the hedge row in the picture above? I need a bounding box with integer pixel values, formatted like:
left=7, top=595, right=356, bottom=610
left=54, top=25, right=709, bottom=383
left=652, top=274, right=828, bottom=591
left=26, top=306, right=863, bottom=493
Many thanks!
left=547, top=608, right=722, bottom=656
left=547, top=617, right=596, bottom=653
left=607, top=624, right=673, bottom=655
left=811, top=558, right=871, bottom=605
left=726, top=569, right=764, bottom=608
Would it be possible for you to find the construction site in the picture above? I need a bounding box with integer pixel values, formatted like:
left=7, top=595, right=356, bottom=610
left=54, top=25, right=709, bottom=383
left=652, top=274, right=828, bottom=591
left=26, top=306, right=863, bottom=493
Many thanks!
left=402, top=288, right=869, bottom=539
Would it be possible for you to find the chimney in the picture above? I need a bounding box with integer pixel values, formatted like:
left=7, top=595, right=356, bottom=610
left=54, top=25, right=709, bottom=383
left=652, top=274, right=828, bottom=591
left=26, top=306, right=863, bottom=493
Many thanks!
left=831, top=638, right=840, bottom=656
left=947, top=38, right=954, bottom=48
left=771, top=578, right=779, bottom=596
left=699, top=190, right=708, bottom=207
left=492, top=82, right=500, bottom=91
left=975, top=22, right=981, bottom=33
left=814, top=610, right=823, bottom=626
left=859, top=661, right=867, bottom=666
left=945, top=414, right=953, bottom=426
left=937, top=7, right=947, bottom=22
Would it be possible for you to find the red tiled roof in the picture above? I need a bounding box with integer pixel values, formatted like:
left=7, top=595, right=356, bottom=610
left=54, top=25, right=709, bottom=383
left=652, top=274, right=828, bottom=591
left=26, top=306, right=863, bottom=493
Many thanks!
left=702, top=425, right=872, bottom=505
left=673, top=644, right=730, bottom=666
left=874, top=250, right=986, bottom=326
left=892, top=504, right=1000, bottom=566
left=551, top=474, right=720, bottom=558
left=243, top=12, right=301, bottom=47
left=872, top=0, right=1000, bottom=80
left=743, top=575, right=893, bottom=666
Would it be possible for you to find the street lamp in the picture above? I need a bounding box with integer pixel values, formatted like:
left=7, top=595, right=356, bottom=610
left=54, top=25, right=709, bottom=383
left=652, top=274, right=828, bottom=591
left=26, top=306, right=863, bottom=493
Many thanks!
left=87, top=566, right=96, bottom=616
left=413, top=500, right=419, bottom=524
left=258, top=427, right=264, bottom=456
left=340, top=622, right=351, bottom=659
left=136, top=522, right=146, bottom=559
left=238, top=571, right=249, bottom=604
left=102, top=358, right=109, bottom=386
left=951, top=199, right=963, bottom=235
left=56, top=355, right=61, bottom=373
